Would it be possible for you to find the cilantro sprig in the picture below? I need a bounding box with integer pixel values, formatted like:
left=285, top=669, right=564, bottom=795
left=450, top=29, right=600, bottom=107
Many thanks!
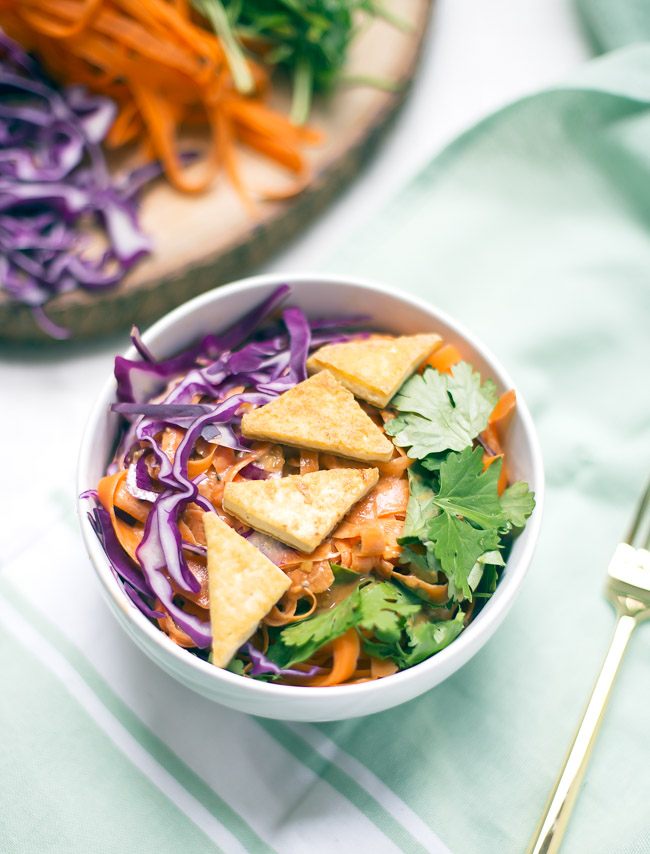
left=398, top=447, right=535, bottom=601
left=265, top=580, right=465, bottom=673
left=385, top=362, right=498, bottom=458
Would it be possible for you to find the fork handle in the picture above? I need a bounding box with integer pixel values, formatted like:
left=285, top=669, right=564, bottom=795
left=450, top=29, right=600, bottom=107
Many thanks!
left=525, top=613, right=637, bottom=854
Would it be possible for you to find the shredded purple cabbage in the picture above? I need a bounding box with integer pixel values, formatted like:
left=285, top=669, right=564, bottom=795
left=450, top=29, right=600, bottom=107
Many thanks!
left=0, top=31, right=155, bottom=338
left=84, top=286, right=369, bottom=657
left=242, top=643, right=321, bottom=679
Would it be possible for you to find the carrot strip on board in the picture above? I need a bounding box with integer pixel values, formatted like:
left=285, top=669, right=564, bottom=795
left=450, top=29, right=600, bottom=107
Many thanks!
left=19, top=0, right=102, bottom=39
left=0, top=0, right=318, bottom=196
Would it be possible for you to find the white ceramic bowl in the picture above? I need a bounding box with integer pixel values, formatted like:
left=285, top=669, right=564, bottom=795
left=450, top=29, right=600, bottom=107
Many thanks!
left=77, top=273, right=544, bottom=721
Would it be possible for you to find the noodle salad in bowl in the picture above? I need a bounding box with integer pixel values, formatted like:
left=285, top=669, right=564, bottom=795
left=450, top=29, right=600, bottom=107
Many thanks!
left=78, top=275, right=543, bottom=720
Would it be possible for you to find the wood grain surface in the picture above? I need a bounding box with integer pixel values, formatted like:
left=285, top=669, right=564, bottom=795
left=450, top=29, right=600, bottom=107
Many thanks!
left=0, top=0, right=431, bottom=343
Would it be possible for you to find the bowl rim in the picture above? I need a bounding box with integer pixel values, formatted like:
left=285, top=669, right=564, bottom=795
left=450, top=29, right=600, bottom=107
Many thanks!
left=77, top=271, right=545, bottom=702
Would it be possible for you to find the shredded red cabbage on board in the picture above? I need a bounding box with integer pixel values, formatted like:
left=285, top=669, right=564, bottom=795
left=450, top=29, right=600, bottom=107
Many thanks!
left=0, top=30, right=153, bottom=338
left=85, top=285, right=368, bottom=670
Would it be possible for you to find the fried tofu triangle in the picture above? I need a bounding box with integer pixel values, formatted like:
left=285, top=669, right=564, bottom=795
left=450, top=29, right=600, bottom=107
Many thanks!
left=307, top=334, right=442, bottom=408
left=223, top=467, right=379, bottom=553
left=240, top=371, right=393, bottom=462
left=203, top=512, right=291, bottom=668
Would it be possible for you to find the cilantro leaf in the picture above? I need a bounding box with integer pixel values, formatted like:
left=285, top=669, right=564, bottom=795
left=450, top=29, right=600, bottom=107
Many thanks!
left=226, top=657, right=246, bottom=675
left=500, top=481, right=536, bottom=528
left=267, top=588, right=362, bottom=669
left=386, top=363, right=498, bottom=457
left=397, top=544, right=441, bottom=581
left=428, top=513, right=499, bottom=598
left=363, top=610, right=465, bottom=668
left=399, top=467, right=438, bottom=543
left=433, top=446, right=507, bottom=530
left=330, top=562, right=363, bottom=582
left=358, top=581, right=421, bottom=644
left=400, top=611, right=465, bottom=667
left=478, top=549, right=506, bottom=567
left=424, top=446, right=506, bottom=598
left=420, top=452, right=447, bottom=473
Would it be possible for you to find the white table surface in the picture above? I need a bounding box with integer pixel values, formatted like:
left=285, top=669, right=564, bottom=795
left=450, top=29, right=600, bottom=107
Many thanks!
left=1, top=0, right=590, bottom=560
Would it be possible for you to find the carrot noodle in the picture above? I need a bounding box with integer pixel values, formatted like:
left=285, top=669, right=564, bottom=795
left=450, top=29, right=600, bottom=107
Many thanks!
left=422, top=343, right=462, bottom=374
left=94, top=330, right=519, bottom=685
left=0, top=0, right=320, bottom=196
left=490, top=389, right=517, bottom=428
left=304, top=628, right=360, bottom=687
left=480, top=389, right=517, bottom=496
left=370, top=656, right=398, bottom=679
left=299, top=450, right=319, bottom=474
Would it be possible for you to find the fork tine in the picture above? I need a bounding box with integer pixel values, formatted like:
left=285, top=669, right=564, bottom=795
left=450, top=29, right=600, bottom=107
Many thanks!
left=625, top=477, right=650, bottom=548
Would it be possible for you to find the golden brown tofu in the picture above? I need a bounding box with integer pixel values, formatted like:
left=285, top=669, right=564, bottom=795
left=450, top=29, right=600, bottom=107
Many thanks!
left=307, top=333, right=442, bottom=408
left=223, top=467, right=379, bottom=553
left=240, top=371, right=393, bottom=462
left=203, top=512, right=291, bottom=668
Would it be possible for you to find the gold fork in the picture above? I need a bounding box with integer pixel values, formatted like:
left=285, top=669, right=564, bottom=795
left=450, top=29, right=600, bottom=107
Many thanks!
left=526, top=479, right=650, bottom=854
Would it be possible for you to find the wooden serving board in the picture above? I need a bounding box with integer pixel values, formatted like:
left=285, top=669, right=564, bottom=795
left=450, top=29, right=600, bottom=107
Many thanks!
left=0, top=0, right=431, bottom=343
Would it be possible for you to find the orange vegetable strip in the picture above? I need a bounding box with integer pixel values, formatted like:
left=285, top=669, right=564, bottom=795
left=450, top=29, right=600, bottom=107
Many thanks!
left=424, top=343, right=462, bottom=375
left=223, top=444, right=272, bottom=483
left=482, top=421, right=502, bottom=456
left=359, top=523, right=385, bottom=557
left=483, top=453, right=508, bottom=496
left=26, top=0, right=206, bottom=74
left=156, top=602, right=196, bottom=648
left=160, top=426, right=185, bottom=465
left=226, top=98, right=322, bottom=145
left=97, top=471, right=144, bottom=562
left=235, top=125, right=304, bottom=174
left=114, top=478, right=151, bottom=524
left=374, top=476, right=409, bottom=516
left=489, top=389, right=516, bottom=426
left=375, top=454, right=413, bottom=476
left=370, top=657, right=398, bottom=679
left=2, top=0, right=317, bottom=199
left=131, top=83, right=219, bottom=194
left=187, top=445, right=217, bottom=480
left=20, top=0, right=102, bottom=38
left=305, top=628, right=360, bottom=687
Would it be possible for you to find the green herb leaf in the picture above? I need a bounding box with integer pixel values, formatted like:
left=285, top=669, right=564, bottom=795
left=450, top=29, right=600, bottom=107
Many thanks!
left=500, top=481, right=536, bottom=529
left=330, top=562, right=363, bottom=582
left=358, top=581, right=421, bottom=644
left=428, top=513, right=499, bottom=598
left=433, top=446, right=507, bottom=530
left=424, top=446, right=506, bottom=598
left=266, top=587, right=362, bottom=669
left=399, top=611, right=465, bottom=667
left=397, top=544, right=441, bottom=582
left=420, top=452, right=447, bottom=473
left=478, top=549, right=506, bottom=567
left=399, top=466, right=438, bottom=543
left=226, top=657, right=246, bottom=675
left=385, top=363, right=498, bottom=457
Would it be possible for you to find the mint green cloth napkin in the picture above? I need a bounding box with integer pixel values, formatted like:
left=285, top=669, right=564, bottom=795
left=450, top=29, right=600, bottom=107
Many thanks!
left=2, top=40, right=650, bottom=854
left=578, top=0, right=650, bottom=52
